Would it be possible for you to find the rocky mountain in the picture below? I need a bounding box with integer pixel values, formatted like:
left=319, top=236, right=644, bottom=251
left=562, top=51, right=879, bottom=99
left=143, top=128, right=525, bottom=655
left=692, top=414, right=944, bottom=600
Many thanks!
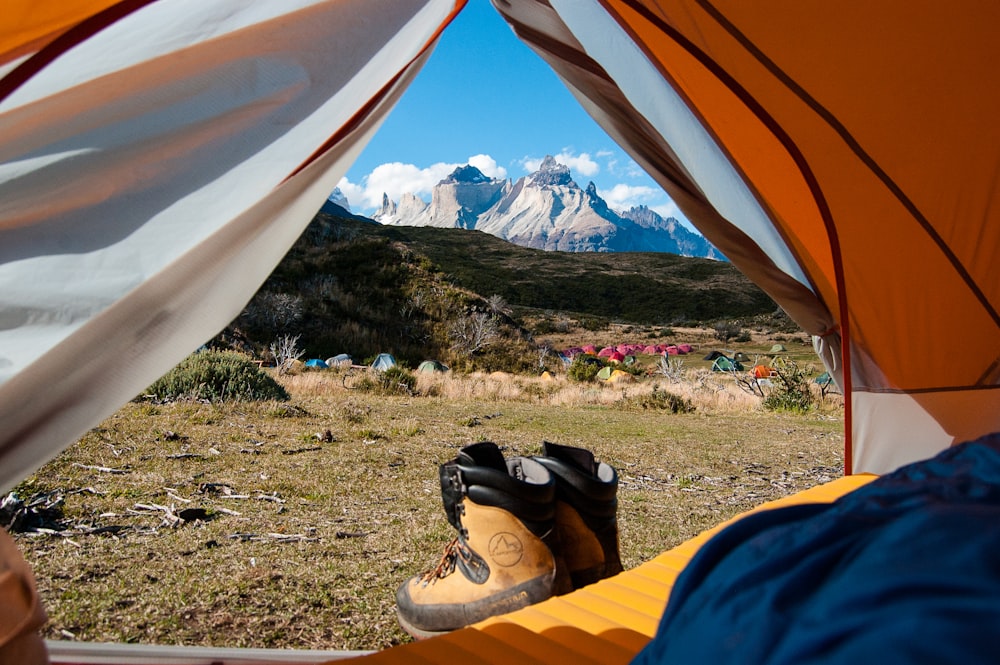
left=327, top=187, right=351, bottom=211
left=374, top=156, right=721, bottom=258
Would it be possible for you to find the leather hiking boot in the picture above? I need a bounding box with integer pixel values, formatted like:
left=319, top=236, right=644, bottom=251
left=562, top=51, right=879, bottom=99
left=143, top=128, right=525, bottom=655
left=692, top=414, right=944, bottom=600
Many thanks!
left=534, top=441, right=622, bottom=590
left=396, top=441, right=559, bottom=639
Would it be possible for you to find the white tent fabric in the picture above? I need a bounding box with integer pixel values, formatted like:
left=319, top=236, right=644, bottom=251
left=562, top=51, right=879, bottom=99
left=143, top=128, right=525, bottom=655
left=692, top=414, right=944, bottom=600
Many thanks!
left=0, top=0, right=463, bottom=494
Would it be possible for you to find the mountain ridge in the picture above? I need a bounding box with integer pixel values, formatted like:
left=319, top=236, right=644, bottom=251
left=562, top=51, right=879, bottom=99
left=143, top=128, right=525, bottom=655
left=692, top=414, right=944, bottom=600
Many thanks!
left=369, top=156, right=722, bottom=258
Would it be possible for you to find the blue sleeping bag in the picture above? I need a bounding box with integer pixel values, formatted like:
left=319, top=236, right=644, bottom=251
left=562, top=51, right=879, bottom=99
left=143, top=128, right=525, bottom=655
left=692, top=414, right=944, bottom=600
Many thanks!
left=632, top=432, right=1000, bottom=665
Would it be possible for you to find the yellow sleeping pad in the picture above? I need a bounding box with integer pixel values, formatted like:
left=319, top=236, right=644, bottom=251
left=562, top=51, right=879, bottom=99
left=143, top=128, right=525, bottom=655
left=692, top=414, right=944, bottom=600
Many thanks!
left=347, top=474, right=876, bottom=664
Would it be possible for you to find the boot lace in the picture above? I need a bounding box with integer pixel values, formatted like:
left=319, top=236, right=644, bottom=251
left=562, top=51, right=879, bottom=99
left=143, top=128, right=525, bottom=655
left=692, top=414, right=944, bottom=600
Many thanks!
left=419, top=536, right=474, bottom=585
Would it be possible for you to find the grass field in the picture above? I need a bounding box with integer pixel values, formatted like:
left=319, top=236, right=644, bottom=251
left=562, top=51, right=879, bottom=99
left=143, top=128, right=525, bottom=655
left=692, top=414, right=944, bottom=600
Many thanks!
left=10, top=336, right=844, bottom=652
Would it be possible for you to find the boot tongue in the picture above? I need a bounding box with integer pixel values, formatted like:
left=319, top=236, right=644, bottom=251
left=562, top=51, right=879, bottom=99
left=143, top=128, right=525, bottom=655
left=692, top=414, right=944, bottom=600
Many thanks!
left=456, top=441, right=507, bottom=472
left=543, top=440, right=597, bottom=476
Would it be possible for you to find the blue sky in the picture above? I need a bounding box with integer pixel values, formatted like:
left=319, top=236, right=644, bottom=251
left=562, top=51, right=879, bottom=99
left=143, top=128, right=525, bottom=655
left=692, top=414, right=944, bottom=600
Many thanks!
left=338, top=0, right=690, bottom=228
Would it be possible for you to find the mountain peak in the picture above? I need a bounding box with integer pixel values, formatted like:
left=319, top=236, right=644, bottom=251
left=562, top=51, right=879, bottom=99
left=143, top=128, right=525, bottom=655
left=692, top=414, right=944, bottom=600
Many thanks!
left=327, top=187, right=351, bottom=212
left=530, top=155, right=576, bottom=188
left=442, top=164, right=491, bottom=185
left=369, top=152, right=719, bottom=258
left=585, top=181, right=609, bottom=215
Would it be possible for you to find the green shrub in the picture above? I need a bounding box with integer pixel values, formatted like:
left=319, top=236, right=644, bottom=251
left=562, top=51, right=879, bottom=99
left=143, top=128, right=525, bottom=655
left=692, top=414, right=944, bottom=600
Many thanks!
left=579, top=317, right=607, bottom=331
left=619, top=361, right=646, bottom=377
left=531, top=318, right=557, bottom=335
left=145, top=351, right=288, bottom=402
left=627, top=385, right=695, bottom=413
left=353, top=366, right=417, bottom=396
left=762, top=358, right=814, bottom=413
left=567, top=357, right=602, bottom=382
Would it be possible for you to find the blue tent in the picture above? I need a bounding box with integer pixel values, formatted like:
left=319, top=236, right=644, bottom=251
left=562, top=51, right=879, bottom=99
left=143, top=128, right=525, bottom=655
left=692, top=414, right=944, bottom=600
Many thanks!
left=370, top=353, right=396, bottom=371
left=304, top=358, right=328, bottom=369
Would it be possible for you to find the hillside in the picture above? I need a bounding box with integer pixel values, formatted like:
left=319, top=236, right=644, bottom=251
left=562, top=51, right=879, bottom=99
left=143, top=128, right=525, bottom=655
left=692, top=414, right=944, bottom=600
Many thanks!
left=373, top=222, right=773, bottom=323
left=216, top=212, right=784, bottom=369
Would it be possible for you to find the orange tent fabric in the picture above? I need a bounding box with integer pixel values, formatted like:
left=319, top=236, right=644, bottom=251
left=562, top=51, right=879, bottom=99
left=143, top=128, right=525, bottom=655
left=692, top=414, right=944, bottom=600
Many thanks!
left=495, top=0, right=1000, bottom=474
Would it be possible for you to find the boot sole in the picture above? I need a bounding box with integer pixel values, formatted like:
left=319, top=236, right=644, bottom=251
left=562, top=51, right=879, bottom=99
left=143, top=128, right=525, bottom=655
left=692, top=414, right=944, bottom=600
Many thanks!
left=396, top=607, right=450, bottom=641
left=396, top=574, right=555, bottom=639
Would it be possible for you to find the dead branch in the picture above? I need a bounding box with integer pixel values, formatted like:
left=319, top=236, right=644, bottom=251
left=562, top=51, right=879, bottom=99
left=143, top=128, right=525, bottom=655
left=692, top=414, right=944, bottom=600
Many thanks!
left=71, top=463, right=128, bottom=474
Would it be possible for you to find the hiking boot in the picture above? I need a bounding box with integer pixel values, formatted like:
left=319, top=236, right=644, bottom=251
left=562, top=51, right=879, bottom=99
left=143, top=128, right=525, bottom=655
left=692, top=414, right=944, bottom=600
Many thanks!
left=395, top=441, right=560, bottom=639
left=534, top=441, right=622, bottom=589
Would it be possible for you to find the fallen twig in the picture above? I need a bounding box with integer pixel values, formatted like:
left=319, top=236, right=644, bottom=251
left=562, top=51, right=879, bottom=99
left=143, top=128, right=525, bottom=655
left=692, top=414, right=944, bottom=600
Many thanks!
left=335, top=531, right=368, bottom=539
left=71, top=463, right=128, bottom=475
left=227, top=532, right=318, bottom=543
left=281, top=446, right=322, bottom=455
left=165, top=490, right=193, bottom=504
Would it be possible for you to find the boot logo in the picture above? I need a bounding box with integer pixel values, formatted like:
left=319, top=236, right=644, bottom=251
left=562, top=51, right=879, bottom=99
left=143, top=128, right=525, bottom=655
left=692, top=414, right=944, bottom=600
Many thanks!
left=488, top=532, right=524, bottom=567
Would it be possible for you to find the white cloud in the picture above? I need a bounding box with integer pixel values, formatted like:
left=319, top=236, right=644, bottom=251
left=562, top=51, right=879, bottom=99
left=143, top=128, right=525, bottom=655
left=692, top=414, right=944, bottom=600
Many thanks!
left=340, top=154, right=508, bottom=214
left=467, top=154, right=507, bottom=180
left=598, top=183, right=659, bottom=212
left=625, top=161, right=646, bottom=178
left=520, top=149, right=600, bottom=178
left=650, top=200, right=685, bottom=221
left=556, top=149, right=599, bottom=176
left=520, top=156, right=542, bottom=173
left=335, top=178, right=365, bottom=211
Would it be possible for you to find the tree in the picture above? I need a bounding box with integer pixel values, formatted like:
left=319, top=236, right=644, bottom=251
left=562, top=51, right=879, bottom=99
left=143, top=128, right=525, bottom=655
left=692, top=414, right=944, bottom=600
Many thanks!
left=485, top=294, right=512, bottom=317
left=270, top=334, right=304, bottom=375
left=655, top=355, right=685, bottom=383
left=714, top=321, right=742, bottom=345
left=449, top=312, right=499, bottom=356
left=536, top=343, right=553, bottom=372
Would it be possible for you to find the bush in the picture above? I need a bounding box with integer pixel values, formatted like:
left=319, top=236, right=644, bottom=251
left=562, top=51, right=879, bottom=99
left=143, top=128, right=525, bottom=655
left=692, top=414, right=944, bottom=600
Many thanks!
left=762, top=358, right=814, bottom=413
left=567, top=357, right=602, bottom=382
left=627, top=385, right=695, bottom=413
left=579, top=317, right=607, bottom=331
left=714, top=321, right=742, bottom=344
left=145, top=351, right=289, bottom=402
left=353, top=366, right=417, bottom=396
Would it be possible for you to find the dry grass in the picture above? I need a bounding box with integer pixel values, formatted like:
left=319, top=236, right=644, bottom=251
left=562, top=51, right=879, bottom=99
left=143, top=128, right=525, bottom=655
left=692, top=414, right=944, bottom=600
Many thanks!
left=11, top=358, right=844, bottom=652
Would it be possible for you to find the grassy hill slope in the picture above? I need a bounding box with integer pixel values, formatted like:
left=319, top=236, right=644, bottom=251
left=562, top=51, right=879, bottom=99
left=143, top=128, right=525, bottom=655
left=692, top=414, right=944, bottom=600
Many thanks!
left=373, top=223, right=775, bottom=323
left=217, top=213, right=785, bottom=369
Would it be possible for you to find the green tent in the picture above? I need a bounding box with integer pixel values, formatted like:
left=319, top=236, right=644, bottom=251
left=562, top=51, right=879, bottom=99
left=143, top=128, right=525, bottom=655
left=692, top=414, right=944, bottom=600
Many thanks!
left=770, top=344, right=787, bottom=353
left=417, top=360, right=448, bottom=373
left=596, top=366, right=613, bottom=381
left=712, top=356, right=744, bottom=372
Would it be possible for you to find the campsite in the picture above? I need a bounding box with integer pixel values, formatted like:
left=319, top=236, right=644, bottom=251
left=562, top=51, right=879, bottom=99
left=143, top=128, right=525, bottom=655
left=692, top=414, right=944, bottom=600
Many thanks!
left=8, top=326, right=844, bottom=651
left=2, top=1, right=997, bottom=664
